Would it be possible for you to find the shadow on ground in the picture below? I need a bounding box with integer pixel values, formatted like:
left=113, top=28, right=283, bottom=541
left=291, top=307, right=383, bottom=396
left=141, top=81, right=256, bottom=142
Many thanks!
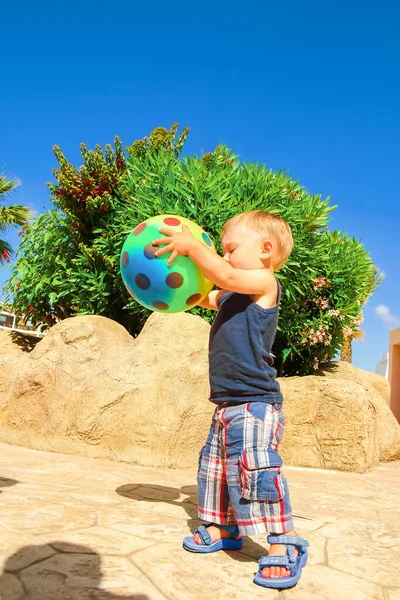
left=0, top=542, right=149, bottom=600
left=115, top=483, right=266, bottom=562
left=0, top=476, right=19, bottom=493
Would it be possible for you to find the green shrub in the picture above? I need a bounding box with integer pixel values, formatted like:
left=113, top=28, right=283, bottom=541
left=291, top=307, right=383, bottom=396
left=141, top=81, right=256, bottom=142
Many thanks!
left=4, top=124, right=382, bottom=375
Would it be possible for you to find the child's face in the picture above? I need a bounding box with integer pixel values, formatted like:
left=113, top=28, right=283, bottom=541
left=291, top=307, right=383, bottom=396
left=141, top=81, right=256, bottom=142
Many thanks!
left=221, top=224, right=271, bottom=270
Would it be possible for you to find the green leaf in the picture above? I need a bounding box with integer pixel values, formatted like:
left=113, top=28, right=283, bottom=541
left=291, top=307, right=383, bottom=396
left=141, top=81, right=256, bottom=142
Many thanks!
left=3, top=125, right=381, bottom=378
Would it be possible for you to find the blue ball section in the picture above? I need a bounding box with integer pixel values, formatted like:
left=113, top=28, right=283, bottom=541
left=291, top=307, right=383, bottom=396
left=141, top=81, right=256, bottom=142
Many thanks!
left=202, top=232, right=213, bottom=247
left=122, top=249, right=174, bottom=309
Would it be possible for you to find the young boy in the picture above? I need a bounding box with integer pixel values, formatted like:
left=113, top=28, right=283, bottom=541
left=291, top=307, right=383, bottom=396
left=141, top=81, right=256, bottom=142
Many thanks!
left=153, top=210, right=309, bottom=590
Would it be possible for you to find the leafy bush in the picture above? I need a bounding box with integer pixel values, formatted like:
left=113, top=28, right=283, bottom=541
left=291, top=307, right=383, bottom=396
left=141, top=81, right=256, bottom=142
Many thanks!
left=4, top=124, right=382, bottom=375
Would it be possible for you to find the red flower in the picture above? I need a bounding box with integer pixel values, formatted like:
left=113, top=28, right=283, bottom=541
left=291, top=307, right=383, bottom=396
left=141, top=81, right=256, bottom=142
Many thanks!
left=29, top=306, right=34, bottom=312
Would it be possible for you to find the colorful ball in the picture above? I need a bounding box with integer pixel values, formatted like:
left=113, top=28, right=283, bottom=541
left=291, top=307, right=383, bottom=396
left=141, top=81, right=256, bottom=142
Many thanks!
left=120, top=214, right=215, bottom=313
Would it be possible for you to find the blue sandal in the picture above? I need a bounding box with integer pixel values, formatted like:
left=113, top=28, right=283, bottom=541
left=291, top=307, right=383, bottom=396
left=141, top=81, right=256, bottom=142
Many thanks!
left=182, top=523, right=243, bottom=553
left=253, top=534, right=309, bottom=590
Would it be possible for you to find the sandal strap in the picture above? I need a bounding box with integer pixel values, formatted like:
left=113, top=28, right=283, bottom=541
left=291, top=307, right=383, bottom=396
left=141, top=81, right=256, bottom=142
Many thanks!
left=258, top=555, right=294, bottom=573
left=194, top=523, right=239, bottom=545
left=267, top=534, right=309, bottom=548
left=194, top=525, right=212, bottom=545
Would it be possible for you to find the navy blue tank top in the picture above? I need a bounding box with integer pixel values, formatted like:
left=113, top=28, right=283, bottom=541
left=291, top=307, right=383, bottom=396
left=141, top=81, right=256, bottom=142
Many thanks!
left=209, top=282, right=283, bottom=405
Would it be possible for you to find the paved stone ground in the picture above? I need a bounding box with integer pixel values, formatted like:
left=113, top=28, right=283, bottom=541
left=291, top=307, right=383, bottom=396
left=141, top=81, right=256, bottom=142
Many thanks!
left=0, top=443, right=399, bottom=600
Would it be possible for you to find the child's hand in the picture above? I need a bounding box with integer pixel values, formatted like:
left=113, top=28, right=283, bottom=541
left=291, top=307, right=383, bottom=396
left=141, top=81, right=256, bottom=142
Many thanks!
left=153, top=225, right=196, bottom=266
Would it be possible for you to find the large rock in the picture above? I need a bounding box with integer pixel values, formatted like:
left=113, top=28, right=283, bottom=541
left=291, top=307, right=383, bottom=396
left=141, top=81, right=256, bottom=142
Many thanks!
left=279, top=366, right=400, bottom=473
left=318, top=361, right=390, bottom=404
left=0, top=314, right=214, bottom=469
left=1, top=316, right=399, bottom=473
left=318, top=361, right=399, bottom=464
left=0, top=331, right=33, bottom=400
left=279, top=377, right=377, bottom=473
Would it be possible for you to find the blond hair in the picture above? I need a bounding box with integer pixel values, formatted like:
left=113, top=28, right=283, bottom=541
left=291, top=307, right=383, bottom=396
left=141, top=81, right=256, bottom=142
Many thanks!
left=221, top=210, right=293, bottom=271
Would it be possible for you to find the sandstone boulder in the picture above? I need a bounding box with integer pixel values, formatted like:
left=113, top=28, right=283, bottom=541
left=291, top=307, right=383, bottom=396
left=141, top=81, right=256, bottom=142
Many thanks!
left=317, top=361, right=399, bottom=464
left=0, top=331, right=33, bottom=401
left=1, top=315, right=399, bottom=473
left=279, top=377, right=377, bottom=472
left=318, top=361, right=390, bottom=404
left=0, top=314, right=214, bottom=469
left=278, top=364, right=400, bottom=473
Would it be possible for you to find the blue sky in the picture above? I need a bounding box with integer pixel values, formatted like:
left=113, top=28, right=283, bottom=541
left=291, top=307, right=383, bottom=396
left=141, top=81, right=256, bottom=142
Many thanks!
left=1, top=0, right=399, bottom=373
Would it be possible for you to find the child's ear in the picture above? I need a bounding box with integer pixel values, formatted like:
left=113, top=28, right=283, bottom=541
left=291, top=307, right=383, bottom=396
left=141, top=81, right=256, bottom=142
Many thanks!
left=261, top=239, right=272, bottom=259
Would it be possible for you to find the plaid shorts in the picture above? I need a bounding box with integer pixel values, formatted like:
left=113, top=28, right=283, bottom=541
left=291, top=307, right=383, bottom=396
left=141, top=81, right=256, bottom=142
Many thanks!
left=197, top=401, right=293, bottom=536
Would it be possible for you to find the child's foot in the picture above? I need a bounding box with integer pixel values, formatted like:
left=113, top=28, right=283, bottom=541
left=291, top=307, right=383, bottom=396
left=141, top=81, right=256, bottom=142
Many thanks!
left=183, top=523, right=242, bottom=553
left=253, top=534, right=309, bottom=589
left=194, top=524, right=242, bottom=545
left=261, top=530, right=298, bottom=580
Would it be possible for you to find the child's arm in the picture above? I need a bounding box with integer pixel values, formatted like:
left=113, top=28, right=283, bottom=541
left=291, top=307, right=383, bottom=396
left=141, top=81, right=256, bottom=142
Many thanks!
left=187, top=242, right=275, bottom=295
left=198, top=289, right=227, bottom=310
left=153, top=226, right=275, bottom=296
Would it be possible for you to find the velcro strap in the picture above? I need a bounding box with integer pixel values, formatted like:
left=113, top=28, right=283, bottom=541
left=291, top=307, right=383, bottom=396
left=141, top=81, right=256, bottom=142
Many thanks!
left=267, top=534, right=309, bottom=548
left=194, top=525, right=212, bottom=546
left=286, top=545, right=297, bottom=563
left=258, top=555, right=291, bottom=569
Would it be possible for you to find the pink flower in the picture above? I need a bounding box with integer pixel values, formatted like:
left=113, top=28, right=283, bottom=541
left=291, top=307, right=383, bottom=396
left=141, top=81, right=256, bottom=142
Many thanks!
left=313, top=276, right=327, bottom=290
left=300, top=324, right=331, bottom=346
left=314, top=297, right=329, bottom=309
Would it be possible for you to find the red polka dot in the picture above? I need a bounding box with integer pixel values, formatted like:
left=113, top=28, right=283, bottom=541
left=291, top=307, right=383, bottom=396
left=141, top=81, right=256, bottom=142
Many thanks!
left=144, top=242, right=158, bottom=260
left=121, top=252, right=129, bottom=268
left=133, top=222, right=146, bottom=235
left=186, top=293, right=202, bottom=306
left=153, top=301, right=169, bottom=310
left=135, top=274, right=150, bottom=290
left=163, top=217, right=181, bottom=226
left=262, top=355, right=273, bottom=366
left=166, top=272, right=184, bottom=288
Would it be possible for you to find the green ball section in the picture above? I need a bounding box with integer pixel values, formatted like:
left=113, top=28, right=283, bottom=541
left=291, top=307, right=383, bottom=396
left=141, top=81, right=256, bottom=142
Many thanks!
left=120, top=214, right=214, bottom=313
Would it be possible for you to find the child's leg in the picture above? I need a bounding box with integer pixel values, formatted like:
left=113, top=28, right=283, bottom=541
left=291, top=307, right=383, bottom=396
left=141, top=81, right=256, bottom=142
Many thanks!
left=225, top=402, right=293, bottom=535
left=224, top=402, right=303, bottom=579
left=183, top=407, right=243, bottom=549
left=196, top=408, right=237, bottom=528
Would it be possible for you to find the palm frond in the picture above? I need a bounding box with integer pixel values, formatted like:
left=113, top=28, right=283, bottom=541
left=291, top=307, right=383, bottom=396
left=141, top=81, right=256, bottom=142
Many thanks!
left=0, top=205, right=32, bottom=230
left=0, top=174, right=21, bottom=199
